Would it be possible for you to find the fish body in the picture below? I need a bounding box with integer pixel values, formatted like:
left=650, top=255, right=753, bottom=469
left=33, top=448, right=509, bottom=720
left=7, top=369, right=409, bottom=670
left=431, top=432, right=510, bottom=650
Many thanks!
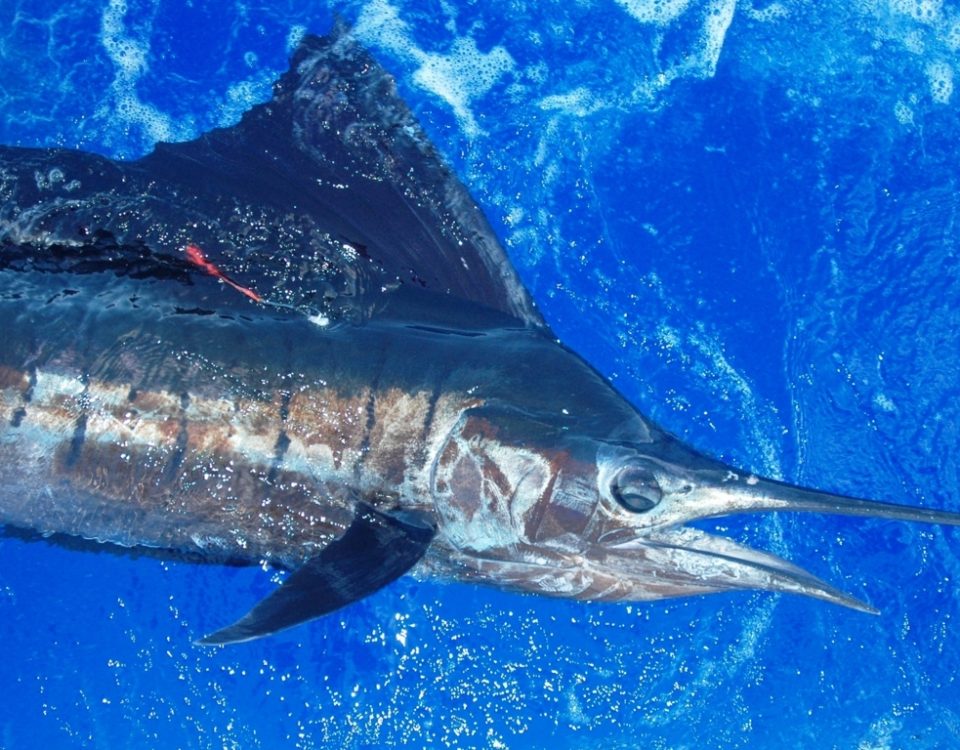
left=0, top=268, right=625, bottom=574
left=1, top=27, right=957, bottom=644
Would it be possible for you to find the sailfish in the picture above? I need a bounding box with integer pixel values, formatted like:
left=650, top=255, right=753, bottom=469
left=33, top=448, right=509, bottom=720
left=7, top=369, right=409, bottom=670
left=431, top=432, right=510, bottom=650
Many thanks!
left=0, top=26, right=956, bottom=645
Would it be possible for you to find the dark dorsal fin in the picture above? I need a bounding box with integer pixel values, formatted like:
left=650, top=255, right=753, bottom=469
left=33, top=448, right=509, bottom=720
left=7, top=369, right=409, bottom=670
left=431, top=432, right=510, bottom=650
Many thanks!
left=131, top=26, right=545, bottom=329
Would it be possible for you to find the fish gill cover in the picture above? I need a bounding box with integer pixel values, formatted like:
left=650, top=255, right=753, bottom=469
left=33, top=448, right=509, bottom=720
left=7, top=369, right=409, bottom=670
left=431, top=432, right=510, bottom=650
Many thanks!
left=0, top=0, right=959, bottom=748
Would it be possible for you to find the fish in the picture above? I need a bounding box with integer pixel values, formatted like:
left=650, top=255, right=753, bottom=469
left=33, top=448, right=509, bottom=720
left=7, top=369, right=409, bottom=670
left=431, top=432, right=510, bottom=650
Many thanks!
left=0, top=25, right=957, bottom=646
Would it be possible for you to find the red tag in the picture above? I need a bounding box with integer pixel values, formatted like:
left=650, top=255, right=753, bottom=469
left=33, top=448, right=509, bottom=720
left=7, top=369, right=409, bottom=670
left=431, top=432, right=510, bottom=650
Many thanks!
left=184, top=244, right=263, bottom=303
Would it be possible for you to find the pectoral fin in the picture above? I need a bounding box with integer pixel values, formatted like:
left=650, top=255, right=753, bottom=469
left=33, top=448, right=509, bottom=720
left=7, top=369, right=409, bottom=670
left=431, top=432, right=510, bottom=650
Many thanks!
left=198, top=503, right=436, bottom=645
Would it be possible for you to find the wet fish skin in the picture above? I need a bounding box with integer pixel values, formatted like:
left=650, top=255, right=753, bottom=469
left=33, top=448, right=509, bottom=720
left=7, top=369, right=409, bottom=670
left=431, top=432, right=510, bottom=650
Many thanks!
left=0, top=259, right=630, bottom=572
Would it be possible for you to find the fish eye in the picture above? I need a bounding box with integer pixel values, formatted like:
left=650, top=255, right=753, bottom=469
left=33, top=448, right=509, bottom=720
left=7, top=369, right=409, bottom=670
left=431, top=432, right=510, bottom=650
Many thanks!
left=611, top=465, right=662, bottom=513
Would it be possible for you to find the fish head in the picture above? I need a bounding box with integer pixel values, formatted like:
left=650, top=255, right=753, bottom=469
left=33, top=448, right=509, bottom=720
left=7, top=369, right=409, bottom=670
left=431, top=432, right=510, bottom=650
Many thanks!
left=430, top=400, right=960, bottom=610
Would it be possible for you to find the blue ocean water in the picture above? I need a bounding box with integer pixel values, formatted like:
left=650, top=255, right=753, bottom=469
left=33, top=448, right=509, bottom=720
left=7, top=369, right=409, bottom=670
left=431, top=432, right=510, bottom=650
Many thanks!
left=2, top=0, right=959, bottom=747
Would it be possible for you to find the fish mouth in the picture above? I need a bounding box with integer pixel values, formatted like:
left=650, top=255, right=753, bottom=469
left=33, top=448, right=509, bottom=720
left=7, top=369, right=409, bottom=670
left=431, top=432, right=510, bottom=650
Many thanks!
left=605, top=525, right=878, bottom=613
left=598, top=455, right=960, bottom=611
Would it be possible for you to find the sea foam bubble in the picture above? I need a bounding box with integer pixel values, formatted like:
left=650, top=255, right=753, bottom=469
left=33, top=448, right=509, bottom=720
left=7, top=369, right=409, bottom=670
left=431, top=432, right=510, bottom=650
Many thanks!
left=925, top=59, right=954, bottom=103
left=98, top=0, right=189, bottom=151
left=615, top=0, right=694, bottom=25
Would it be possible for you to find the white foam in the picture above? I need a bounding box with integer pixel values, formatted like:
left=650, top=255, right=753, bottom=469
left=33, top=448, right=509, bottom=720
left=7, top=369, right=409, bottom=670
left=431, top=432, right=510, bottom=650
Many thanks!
left=698, top=0, right=737, bottom=78
left=218, top=74, right=275, bottom=125
left=98, top=0, right=189, bottom=150
left=946, top=19, right=960, bottom=51
left=615, top=0, right=693, bottom=25
left=538, top=87, right=602, bottom=117
left=926, top=59, right=954, bottom=103
left=889, top=0, right=943, bottom=24
left=903, top=29, right=926, bottom=55
left=688, top=329, right=782, bottom=476
left=355, top=0, right=514, bottom=137
left=412, top=38, right=515, bottom=136
left=893, top=99, right=916, bottom=124
left=101, top=0, right=144, bottom=76
left=287, top=24, right=307, bottom=52
left=857, top=714, right=901, bottom=750
left=873, top=393, right=897, bottom=412
left=616, top=0, right=737, bottom=91
left=742, top=2, right=789, bottom=22
left=353, top=0, right=413, bottom=57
